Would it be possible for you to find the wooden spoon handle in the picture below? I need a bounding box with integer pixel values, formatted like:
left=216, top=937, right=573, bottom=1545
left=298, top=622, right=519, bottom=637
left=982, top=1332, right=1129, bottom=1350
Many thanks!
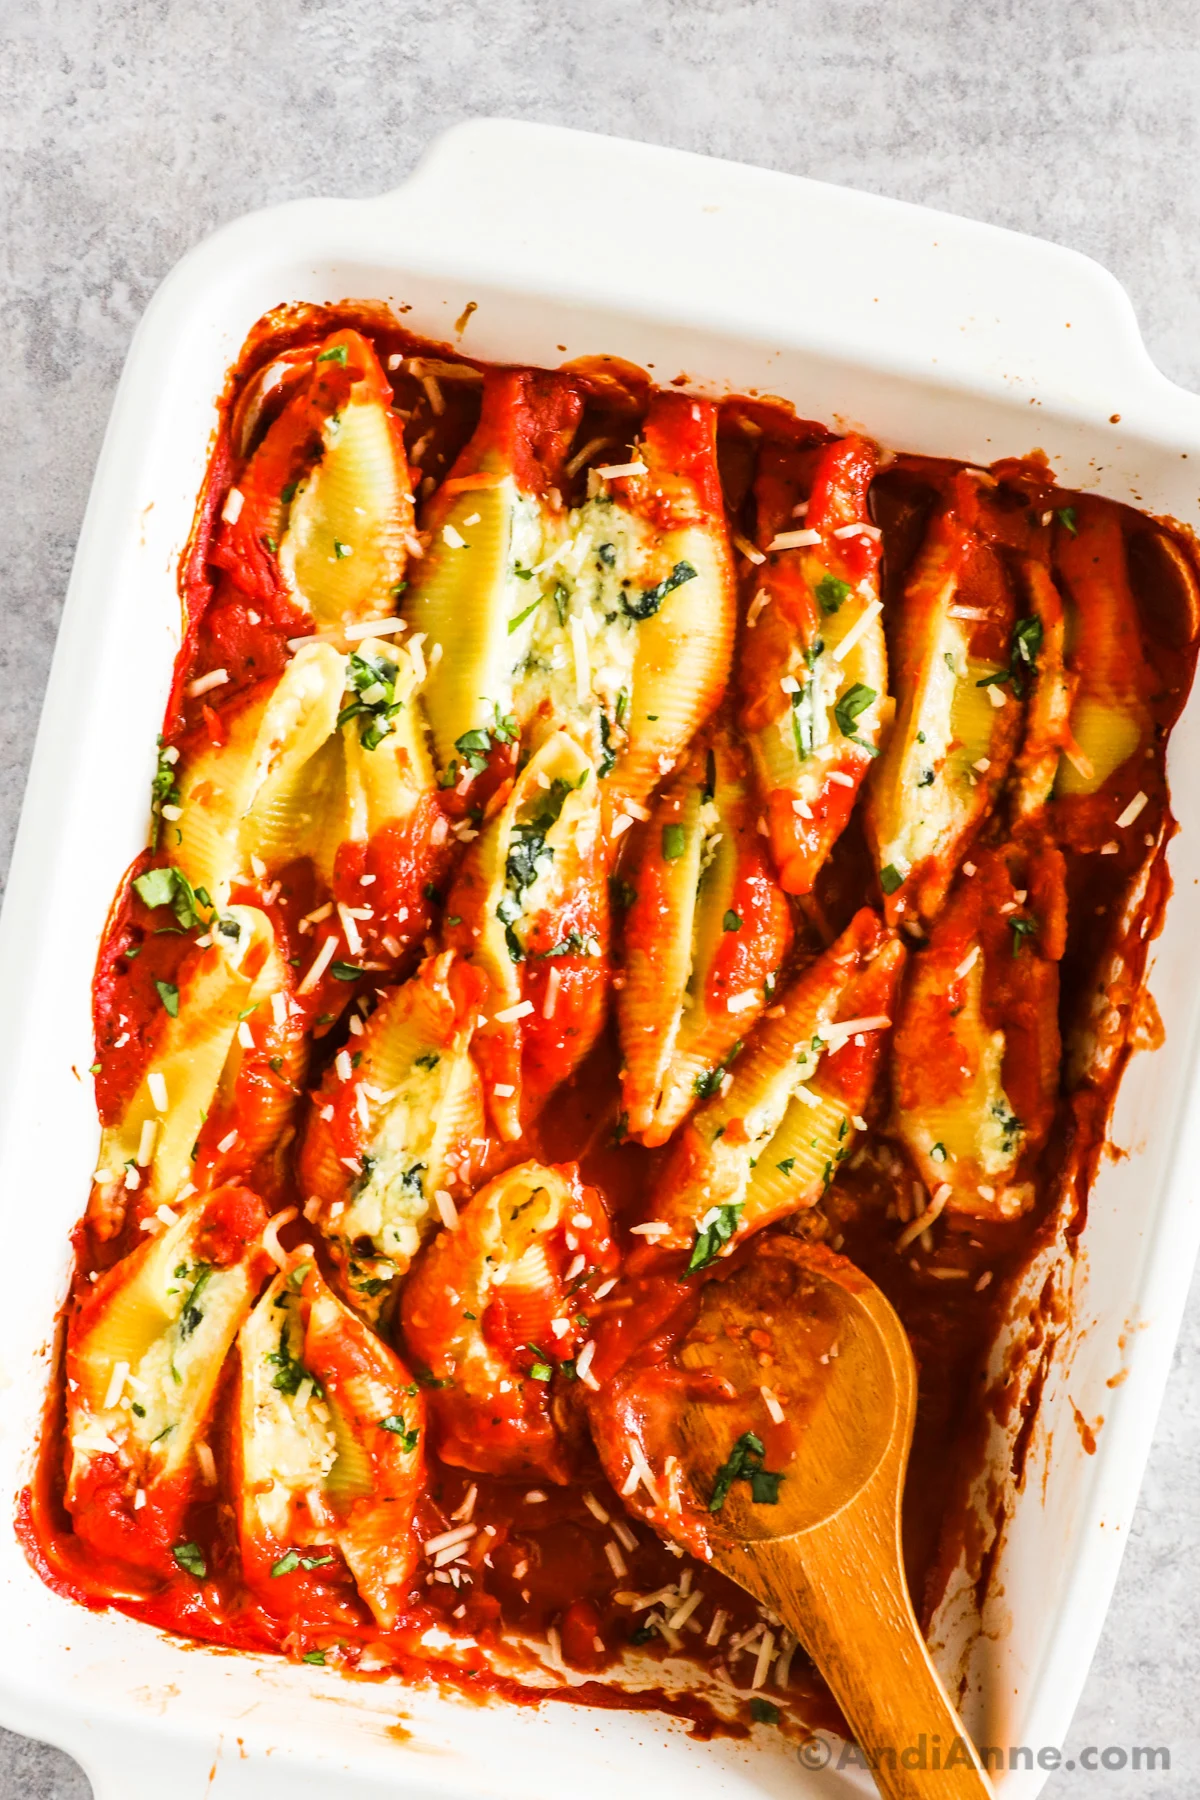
left=732, top=1523, right=993, bottom=1799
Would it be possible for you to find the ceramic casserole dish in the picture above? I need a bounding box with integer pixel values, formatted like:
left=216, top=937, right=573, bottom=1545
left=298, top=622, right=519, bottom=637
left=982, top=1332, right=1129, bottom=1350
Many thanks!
left=3, top=118, right=1200, bottom=1800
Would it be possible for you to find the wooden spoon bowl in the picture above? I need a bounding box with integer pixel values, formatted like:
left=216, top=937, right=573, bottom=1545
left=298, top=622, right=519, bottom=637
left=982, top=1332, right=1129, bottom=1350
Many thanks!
left=595, top=1236, right=992, bottom=1798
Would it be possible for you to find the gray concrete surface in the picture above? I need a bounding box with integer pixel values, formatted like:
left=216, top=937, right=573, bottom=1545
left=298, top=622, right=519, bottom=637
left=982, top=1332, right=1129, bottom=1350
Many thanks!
left=3, top=0, right=1200, bottom=1793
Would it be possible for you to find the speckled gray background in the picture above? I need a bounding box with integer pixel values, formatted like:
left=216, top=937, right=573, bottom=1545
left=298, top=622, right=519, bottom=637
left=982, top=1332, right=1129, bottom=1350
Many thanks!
left=3, top=0, right=1200, bottom=1794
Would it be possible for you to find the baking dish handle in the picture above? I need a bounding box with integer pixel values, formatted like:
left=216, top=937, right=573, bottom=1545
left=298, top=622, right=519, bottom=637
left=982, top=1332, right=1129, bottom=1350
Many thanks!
left=384, top=118, right=1200, bottom=434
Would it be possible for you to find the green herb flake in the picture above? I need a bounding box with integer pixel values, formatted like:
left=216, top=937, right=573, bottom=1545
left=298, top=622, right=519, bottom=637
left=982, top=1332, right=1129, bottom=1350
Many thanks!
left=172, top=1541, right=207, bottom=1580
left=777, top=1157, right=797, bottom=1175
left=378, top=1416, right=420, bottom=1451
left=708, top=1430, right=784, bottom=1512
left=750, top=1698, right=781, bottom=1725
left=723, top=910, right=742, bottom=932
left=879, top=863, right=905, bottom=895
left=337, top=650, right=404, bottom=749
left=1057, top=506, right=1078, bottom=535
left=508, top=594, right=543, bottom=634
left=333, top=539, right=352, bottom=559
left=330, top=961, right=365, bottom=981
left=1009, top=916, right=1037, bottom=957
left=688, top=1201, right=743, bottom=1275
left=134, top=864, right=211, bottom=931
left=155, top=979, right=180, bottom=1017
left=622, top=559, right=697, bottom=621
left=318, top=344, right=349, bottom=365
left=694, top=1041, right=742, bottom=1101
left=662, top=823, right=686, bottom=861
left=815, top=575, right=852, bottom=615
left=302, top=1650, right=327, bottom=1666
left=833, top=682, right=877, bottom=748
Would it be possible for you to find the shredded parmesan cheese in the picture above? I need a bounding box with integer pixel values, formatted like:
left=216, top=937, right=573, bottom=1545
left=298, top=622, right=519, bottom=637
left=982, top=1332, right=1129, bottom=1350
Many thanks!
left=1116, top=790, right=1149, bottom=829
left=343, top=617, right=405, bottom=642
left=186, top=668, right=230, bottom=700
left=594, top=459, right=648, bottom=479
left=297, top=934, right=338, bottom=994
left=494, top=999, right=535, bottom=1024
left=767, top=528, right=820, bottom=551
left=261, top=1206, right=298, bottom=1269
left=832, top=598, right=884, bottom=665
left=897, top=1183, right=952, bottom=1251
left=733, top=531, right=766, bottom=565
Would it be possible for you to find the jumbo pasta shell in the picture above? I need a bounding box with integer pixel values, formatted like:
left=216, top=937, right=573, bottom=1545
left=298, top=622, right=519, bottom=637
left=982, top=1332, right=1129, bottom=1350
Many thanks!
left=174, top=641, right=346, bottom=903
left=94, top=906, right=280, bottom=1221
left=278, top=391, right=413, bottom=632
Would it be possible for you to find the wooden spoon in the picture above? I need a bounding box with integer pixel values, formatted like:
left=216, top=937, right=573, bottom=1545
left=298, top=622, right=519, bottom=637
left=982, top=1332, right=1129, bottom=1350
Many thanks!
left=595, top=1236, right=992, bottom=1798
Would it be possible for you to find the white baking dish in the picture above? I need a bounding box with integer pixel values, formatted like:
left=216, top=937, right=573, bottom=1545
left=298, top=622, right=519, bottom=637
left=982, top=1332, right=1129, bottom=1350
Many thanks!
left=3, top=118, right=1200, bottom=1800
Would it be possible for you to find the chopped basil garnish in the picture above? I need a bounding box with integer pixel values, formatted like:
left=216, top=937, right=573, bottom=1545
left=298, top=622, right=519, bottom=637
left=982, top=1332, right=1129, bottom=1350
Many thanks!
left=179, top=1265, right=214, bottom=1339
left=815, top=575, right=851, bottom=615
left=271, top=1549, right=334, bottom=1577
left=337, top=651, right=404, bottom=750
left=880, top=863, right=905, bottom=895
left=622, top=559, right=697, bottom=620
left=833, top=682, right=877, bottom=749
left=723, top=910, right=742, bottom=932
left=155, top=979, right=180, bottom=1017
left=688, top=1201, right=742, bottom=1274
left=750, top=1698, right=780, bottom=1724
left=694, top=1041, right=742, bottom=1100
left=508, top=594, right=543, bottom=634
left=134, top=864, right=211, bottom=931
left=708, top=1430, right=784, bottom=1511
left=1057, top=506, right=1078, bottom=535
left=976, top=614, right=1043, bottom=700
left=330, top=961, right=365, bottom=981
left=318, top=344, right=348, bottom=365
left=378, top=1416, right=420, bottom=1450
left=172, top=1541, right=207, bottom=1579
left=662, top=823, right=686, bottom=861
left=1009, top=916, right=1037, bottom=956
left=791, top=687, right=815, bottom=762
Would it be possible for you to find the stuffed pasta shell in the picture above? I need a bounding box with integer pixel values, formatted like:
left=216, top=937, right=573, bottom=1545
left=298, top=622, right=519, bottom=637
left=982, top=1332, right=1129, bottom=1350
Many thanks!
left=90, top=905, right=292, bottom=1237
left=65, top=1185, right=269, bottom=1576
left=518, top=391, right=738, bottom=806
left=1053, top=501, right=1156, bottom=801
left=891, top=840, right=1065, bottom=1221
left=172, top=642, right=346, bottom=904
left=444, top=732, right=609, bottom=1141
left=233, top=1251, right=424, bottom=1629
left=400, top=1161, right=617, bottom=1482
left=211, top=328, right=414, bottom=635
left=173, top=636, right=438, bottom=915
left=403, top=368, right=583, bottom=775
left=865, top=477, right=1023, bottom=924
left=617, top=731, right=792, bottom=1146
left=738, top=435, right=888, bottom=893
left=644, top=909, right=905, bottom=1268
left=1008, top=556, right=1074, bottom=822
left=297, top=951, right=485, bottom=1321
